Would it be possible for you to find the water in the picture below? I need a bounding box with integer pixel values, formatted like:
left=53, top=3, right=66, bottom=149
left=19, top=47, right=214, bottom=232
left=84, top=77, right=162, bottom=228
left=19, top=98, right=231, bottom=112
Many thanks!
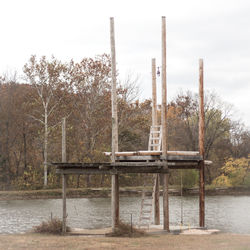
left=0, top=195, right=250, bottom=234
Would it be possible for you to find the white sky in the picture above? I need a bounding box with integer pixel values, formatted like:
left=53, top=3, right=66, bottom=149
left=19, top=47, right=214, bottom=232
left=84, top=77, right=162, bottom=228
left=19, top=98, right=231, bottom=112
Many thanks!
left=0, top=0, right=249, bottom=127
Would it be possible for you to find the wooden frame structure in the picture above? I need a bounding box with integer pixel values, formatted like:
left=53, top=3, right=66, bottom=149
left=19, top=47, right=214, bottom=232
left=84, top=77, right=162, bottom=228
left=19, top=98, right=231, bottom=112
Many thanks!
left=51, top=16, right=208, bottom=234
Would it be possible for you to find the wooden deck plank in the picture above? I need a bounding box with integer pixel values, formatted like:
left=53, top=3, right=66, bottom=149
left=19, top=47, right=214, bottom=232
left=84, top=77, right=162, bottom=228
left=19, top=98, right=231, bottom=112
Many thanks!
left=51, top=161, right=200, bottom=168
left=115, top=155, right=202, bottom=161
left=56, top=167, right=170, bottom=175
left=104, top=150, right=200, bottom=157
left=52, top=161, right=201, bottom=175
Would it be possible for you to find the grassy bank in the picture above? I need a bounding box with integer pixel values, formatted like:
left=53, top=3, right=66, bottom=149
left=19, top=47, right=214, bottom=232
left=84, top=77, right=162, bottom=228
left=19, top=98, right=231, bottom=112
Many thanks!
left=0, top=233, right=250, bottom=250
left=1, top=186, right=250, bottom=201
left=0, top=188, right=110, bottom=200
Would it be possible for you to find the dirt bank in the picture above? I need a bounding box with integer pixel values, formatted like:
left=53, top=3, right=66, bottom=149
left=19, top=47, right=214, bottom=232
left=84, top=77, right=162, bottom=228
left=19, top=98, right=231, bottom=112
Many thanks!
left=0, top=186, right=250, bottom=201
left=0, top=233, right=250, bottom=250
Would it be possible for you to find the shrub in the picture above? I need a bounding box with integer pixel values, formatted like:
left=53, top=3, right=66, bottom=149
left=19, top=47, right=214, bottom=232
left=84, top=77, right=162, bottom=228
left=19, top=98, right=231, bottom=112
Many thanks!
left=222, top=157, right=250, bottom=187
left=33, top=217, right=71, bottom=234
left=106, top=221, right=145, bottom=237
left=213, top=157, right=250, bottom=187
left=212, top=174, right=232, bottom=187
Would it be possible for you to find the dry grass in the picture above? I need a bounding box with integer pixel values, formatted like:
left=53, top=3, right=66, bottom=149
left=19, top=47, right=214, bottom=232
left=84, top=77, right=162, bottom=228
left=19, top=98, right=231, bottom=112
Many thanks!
left=33, top=217, right=71, bottom=235
left=1, top=233, right=250, bottom=250
left=105, top=221, right=145, bottom=237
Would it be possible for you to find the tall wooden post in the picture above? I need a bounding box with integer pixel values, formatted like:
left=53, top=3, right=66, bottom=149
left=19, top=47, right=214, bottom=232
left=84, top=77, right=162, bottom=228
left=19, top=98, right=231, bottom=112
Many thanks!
left=152, top=58, right=160, bottom=225
left=62, top=118, right=66, bottom=162
left=62, top=174, right=67, bottom=234
left=62, top=118, right=67, bottom=234
left=161, top=16, right=169, bottom=232
left=152, top=58, right=157, bottom=128
left=110, top=17, right=119, bottom=231
left=199, top=59, right=205, bottom=228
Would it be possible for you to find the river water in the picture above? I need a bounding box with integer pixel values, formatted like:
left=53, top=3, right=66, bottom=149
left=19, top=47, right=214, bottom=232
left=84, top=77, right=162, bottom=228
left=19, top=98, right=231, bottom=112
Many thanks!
left=0, top=195, right=249, bottom=234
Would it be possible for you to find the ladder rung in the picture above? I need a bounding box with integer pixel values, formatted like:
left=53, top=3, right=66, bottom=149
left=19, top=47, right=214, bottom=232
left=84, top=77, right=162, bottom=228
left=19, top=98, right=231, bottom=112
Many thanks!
left=150, top=144, right=160, bottom=146
left=151, top=137, right=160, bottom=140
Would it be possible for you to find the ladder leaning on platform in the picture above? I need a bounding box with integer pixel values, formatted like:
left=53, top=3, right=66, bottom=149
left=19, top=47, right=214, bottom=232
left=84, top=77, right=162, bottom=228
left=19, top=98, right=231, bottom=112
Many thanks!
left=138, top=126, right=162, bottom=228
left=148, top=125, right=162, bottom=151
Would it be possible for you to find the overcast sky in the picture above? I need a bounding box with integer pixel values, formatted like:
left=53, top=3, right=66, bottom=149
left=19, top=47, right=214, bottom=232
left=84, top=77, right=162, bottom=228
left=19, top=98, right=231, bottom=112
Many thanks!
left=0, top=0, right=249, bottom=127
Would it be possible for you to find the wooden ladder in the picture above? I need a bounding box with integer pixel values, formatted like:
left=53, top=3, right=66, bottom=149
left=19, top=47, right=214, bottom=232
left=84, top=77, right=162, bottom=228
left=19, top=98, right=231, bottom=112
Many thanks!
left=138, top=175, right=154, bottom=229
left=139, top=126, right=162, bottom=228
left=148, top=125, right=162, bottom=151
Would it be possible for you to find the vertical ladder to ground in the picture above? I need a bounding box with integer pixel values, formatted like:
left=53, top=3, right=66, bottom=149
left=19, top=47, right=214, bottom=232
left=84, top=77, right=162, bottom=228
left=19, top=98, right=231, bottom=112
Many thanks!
left=138, top=126, right=162, bottom=228
left=138, top=175, right=154, bottom=229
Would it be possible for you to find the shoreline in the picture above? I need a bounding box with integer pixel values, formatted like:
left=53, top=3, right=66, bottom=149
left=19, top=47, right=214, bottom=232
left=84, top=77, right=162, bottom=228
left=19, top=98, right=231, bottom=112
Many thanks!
left=0, top=232, right=250, bottom=249
left=0, top=186, right=250, bottom=201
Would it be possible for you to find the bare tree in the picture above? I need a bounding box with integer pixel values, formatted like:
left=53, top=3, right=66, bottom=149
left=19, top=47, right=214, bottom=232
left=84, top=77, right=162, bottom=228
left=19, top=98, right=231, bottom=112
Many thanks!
left=23, top=55, right=70, bottom=186
left=169, top=91, right=236, bottom=183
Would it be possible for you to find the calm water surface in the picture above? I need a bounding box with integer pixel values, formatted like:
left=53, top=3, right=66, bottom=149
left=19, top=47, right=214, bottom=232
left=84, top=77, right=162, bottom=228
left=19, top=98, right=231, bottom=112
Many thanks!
left=0, top=195, right=249, bottom=234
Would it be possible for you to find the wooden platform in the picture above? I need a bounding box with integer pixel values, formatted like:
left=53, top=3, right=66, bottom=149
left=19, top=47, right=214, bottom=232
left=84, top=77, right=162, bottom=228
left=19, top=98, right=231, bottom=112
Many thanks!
left=50, top=151, right=211, bottom=175
left=51, top=162, right=169, bottom=174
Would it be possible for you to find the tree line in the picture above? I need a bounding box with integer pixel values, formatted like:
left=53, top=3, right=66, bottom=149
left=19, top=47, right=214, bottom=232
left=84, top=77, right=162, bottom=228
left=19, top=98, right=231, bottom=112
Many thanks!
left=0, top=54, right=249, bottom=190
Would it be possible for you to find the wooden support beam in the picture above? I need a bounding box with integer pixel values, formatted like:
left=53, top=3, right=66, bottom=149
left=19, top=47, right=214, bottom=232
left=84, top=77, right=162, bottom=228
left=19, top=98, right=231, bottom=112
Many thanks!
left=105, top=150, right=200, bottom=157
left=51, top=158, right=203, bottom=168
left=169, top=165, right=200, bottom=170
left=163, top=173, right=169, bottom=230
left=62, top=118, right=67, bottom=234
left=110, top=23, right=118, bottom=158
left=56, top=165, right=203, bottom=175
left=56, top=166, right=170, bottom=175
left=114, top=155, right=201, bottom=161
left=114, top=155, right=200, bottom=161
left=154, top=174, right=160, bottom=225
left=161, top=16, right=169, bottom=232
left=112, top=174, right=119, bottom=228
left=199, top=59, right=205, bottom=161
left=199, top=58, right=205, bottom=228
left=62, top=174, right=67, bottom=234
left=62, top=118, right=66, bottom=162
left=111, top=162, right=168, bottom=167
left=161, top=25, right=167, bottom=155
left=152, top=58, right=157, bottom=128
left=167, top=155, right=201, bottom=161
left=152, top=59, right=160, bottom=225
left=199, top=160, right=205, bottom=226
left=110, top=17, right=119, bottom=231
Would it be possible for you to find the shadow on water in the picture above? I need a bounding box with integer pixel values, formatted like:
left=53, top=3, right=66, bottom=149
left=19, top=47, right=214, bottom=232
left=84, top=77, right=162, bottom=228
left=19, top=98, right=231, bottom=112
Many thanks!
left=0, top=195, right=250, bottom=234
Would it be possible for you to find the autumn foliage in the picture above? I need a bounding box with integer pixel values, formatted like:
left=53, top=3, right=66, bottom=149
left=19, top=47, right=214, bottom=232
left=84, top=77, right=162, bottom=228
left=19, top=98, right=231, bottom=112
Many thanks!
left=0, top=55, right=249, bottom=190
left=213, top=156, right=250, bottom=187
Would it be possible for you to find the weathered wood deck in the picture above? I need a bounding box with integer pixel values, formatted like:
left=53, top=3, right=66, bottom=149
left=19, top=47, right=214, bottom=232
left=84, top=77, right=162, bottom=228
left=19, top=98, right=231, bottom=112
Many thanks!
left=50, top=151, right=211, bottom=175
